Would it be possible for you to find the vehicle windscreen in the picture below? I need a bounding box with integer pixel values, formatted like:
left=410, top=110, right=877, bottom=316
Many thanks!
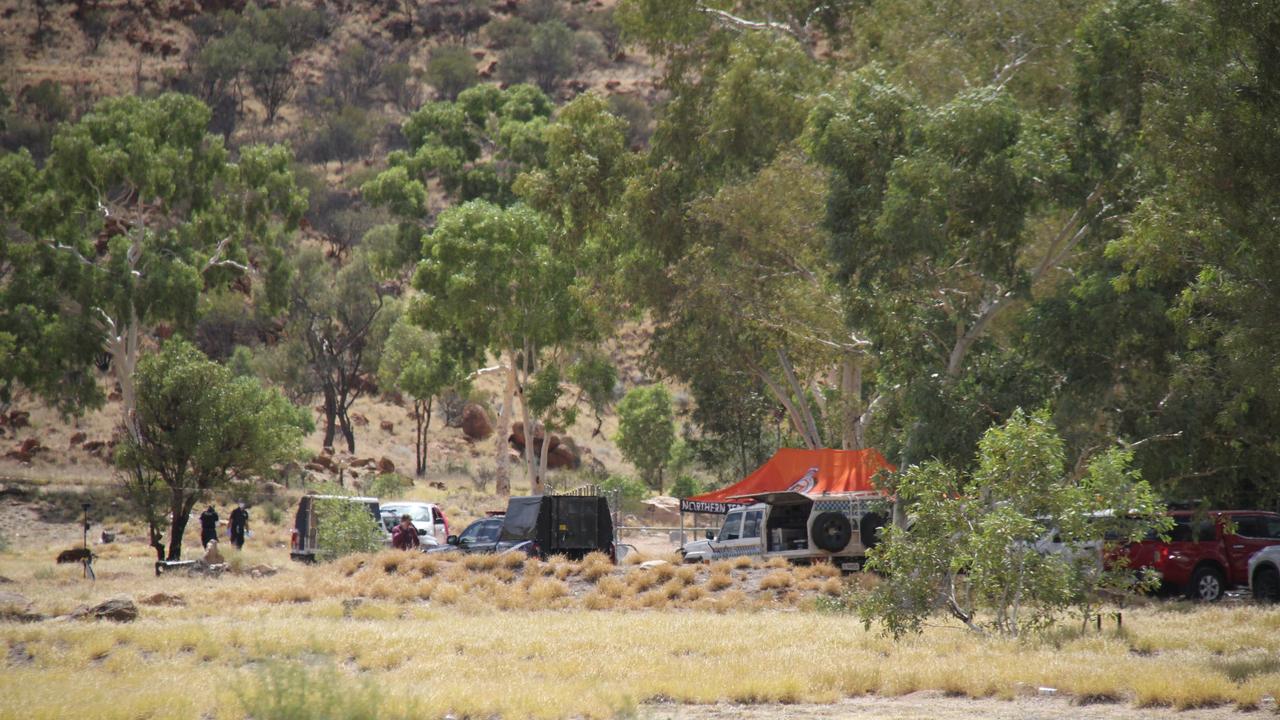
left=500, top=497, right=543, bottom=542
left=719, top=512, right=744, bottom=541
left=461, top=519, right=501, bottom=544
left=384, top=505, right=432, bottom=523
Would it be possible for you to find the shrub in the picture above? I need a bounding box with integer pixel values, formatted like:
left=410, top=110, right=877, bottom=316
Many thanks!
left=300, top=105, right=377, bottom=165
left=235, top=660, right=382, bottom=720
left=598, top=474, right=647, bottom=509
left=425, top=44, right=478, bottom=101
left=382, top=62, right=424, bottom=114
left=608, top=94, right=653, bottom=148
left=314, top=497, right=383, bottom=561
left=365, top=473, right=410, bottom=500
left=615, top=385, right=676, bottom=493
left=499, top=21, right=576, bottom=93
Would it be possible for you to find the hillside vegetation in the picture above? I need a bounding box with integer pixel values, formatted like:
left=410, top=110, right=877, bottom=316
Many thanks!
left=2, top=0, right=1279, bottom=562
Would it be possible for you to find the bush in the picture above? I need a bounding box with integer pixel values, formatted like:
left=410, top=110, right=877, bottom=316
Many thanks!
left=485, top=17, right=531, bottom=50
left=365, top=473, right=410, bottom=500
left=300, top=105, right=377, bottom=165
left=236, top=661, right=382, bottom=720
left=499, top=21, right=576, bottom=93
left=426, top=44, right=478, bottom=101
left=314, top=497, right=383, bottom=561
left=599, top=474, right=648, bottom=511
left=669, top=475, right=702, bottom=499
left=607, top=94, right=653, bottom=148
left=615, top=385, right=676, bottom=493
left=382, top=62, right=424, bottom=113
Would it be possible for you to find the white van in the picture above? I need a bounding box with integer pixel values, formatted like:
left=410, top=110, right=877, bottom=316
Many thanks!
left=680, top=491, right=887, bottom=571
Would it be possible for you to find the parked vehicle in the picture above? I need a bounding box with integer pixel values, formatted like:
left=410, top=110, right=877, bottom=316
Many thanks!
left=1248, top=543, right=1280, bottom=603
left=680, top=491, right=886, bottom=571
left=1120, top=510, right=1280, bottom=601
left=438, top=495, right=616, bottom=560
left=290, top=495, right=382, bottom=562
left=431, top=515, right=519, bottom=555
left=379, top=502, right=450, bottom=546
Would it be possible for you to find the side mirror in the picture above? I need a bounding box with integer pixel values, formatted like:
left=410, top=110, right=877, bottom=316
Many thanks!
left=705, top=529, right=714, bottom=540
left=446, top=535, right=459, bottom=545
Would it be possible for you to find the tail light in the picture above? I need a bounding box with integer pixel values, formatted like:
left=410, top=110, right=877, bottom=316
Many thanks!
left=530, top=542, right=541, bottom=558
left=290, top=528, right=299, bottom=550
left=1155, top=546, right=1169, bottom=569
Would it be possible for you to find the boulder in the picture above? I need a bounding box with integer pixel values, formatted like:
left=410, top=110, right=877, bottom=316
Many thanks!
left=82, top=440, right=107, bottom=455
left=377, top=457, right=396, bottom=474
left=638, top=560, right=670, bottom=571
left=309, top=454, right=333, bottom=471
left=69, top=431, right=87, bottom=447
left=350, top=457, right=375, bottom=469
left=350, top=413, right=369, bottom=427
left=641, top=496, right=681, bottom=525
left=380, top=420, right=394, bottom=433
left=461, top=403, right=493, bottom=441
left=18, top=438, right=44, bottom=454
left=69, top=597, right=138, bottom=623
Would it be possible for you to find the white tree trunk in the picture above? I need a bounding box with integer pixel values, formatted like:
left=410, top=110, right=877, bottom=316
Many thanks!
left=494, top=351, right=515, bottom=496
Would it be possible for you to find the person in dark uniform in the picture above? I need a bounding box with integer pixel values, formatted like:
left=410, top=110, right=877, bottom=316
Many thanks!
left=199, top=506, right=219, bottom=549
left=229, top=503, right=249, bottom=550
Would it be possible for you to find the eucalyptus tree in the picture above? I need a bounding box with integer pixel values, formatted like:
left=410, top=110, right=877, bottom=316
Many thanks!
left=118, top=339, right=310, bottom=561
left=412, top=200, right=585, bottom=494
left=0, top=93, right=305, bottom=437
left=365, top=83, right=554, bottom=493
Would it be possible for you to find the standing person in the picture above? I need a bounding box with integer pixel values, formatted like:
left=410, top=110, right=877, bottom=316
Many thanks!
left=229, top=503, right=249, bottom=550
left=391, top=514, right=420, bottom=551
left=199, top=506, right=219, bottom=549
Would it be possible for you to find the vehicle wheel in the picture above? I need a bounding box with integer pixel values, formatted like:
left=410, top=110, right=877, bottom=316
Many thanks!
left=812, top=512, right=853, bottom=552
left=1254, top=567, right=1280, bottom=603
left=1187, top=565, right=1226, bottom=602
left=860, top=512, right=886, bottom=550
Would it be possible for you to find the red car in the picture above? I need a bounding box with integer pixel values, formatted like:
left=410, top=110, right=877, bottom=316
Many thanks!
left=1118, top=511, right=1280, bottom=601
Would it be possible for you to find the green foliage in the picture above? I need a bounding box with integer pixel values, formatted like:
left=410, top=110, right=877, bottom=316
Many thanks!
left=236, top=660, right=385, bottom=720
left=117, top=339, right=312, bottom=560
left=286, top=248, right=388, bottom=453
left=300, top=105, right=378, bottom=165
left=668, top=473, right=702, bottom=500
left=365, top=473, right=411, bottom=500
left=498, top=21, right=596, bottom=92
left=314, top=497, right=384, bottom=561
left=599, top=474, right=648, bottom=508
left=188, top=3, right=330, bottom=127
left=365, top=84, right=552, bottom=210
left=0, top=93, right=305, bottom=416
left=860, top=410, right=1169, bottom=639
left=615, top=385, right=675, bottom=492
left=227, top=345, right=256, bottom=378
left=425, top=44, right=478, bottom=102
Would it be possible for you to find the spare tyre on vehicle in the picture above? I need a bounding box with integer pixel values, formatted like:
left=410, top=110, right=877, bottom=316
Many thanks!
left=812, top=512, right=852, bottom=552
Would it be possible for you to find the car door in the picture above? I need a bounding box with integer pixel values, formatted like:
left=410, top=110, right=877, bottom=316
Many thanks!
left=430, top=506, right=449, bottom=545
left=710, top=509, right=759, bottom=559
left=458, top=518, right=502, bottom=553
left=1225, top=514, right=1280, bottom=584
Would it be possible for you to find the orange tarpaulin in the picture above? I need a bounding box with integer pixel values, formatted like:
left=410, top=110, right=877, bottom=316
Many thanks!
left=680, top=448, right=896, bottom=513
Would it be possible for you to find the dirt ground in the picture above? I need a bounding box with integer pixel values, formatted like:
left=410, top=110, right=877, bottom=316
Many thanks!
left=642, top=692, right=1266, bottom=720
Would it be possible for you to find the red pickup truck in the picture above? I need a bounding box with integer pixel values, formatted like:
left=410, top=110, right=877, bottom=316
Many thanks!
left=1120, top=511, right=1280, bottom=601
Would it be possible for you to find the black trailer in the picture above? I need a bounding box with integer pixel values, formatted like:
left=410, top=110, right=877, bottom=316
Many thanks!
left=498, top=495, right=615, bottom=561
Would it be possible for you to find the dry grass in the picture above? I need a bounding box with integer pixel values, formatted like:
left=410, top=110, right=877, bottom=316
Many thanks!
left=4, top=526, right=1280, bottom=719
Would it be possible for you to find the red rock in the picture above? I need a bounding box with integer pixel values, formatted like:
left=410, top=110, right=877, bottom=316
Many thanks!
left=69, top=432, right=87, bottom=447
left=377, top=457, right=395, bottom=474
left=461, top=403, right=493, bottom=441
left=351, top=413, right=369, bottom=427
left=380, top=420, right=394, bottom=433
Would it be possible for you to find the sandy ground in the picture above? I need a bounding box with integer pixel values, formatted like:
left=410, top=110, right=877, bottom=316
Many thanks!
left=641, top=692, right=1265, bottom=720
